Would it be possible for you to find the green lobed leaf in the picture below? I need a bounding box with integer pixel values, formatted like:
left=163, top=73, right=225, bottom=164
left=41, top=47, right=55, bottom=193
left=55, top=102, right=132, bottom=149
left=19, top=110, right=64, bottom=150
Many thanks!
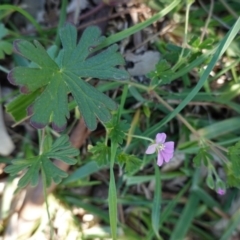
left=228, top=141, right=240, bottom=177
left=18, top=158, right=40, bottom=188
left=193, top=148, right=211, bottom=167
left=4, top=135, right=79, bottom=188
left=226, top=141, right=240, bottom=187
left=147, top=59, right=174, bottom=84
left=4, top=159, right=32, bottom=176
left=89, top=142, right=110, bottom=167
left=8, top=23, right=129, bottom=131
left=226, top=163, right=240, bottom=188
left=106, top=117, right=130, bottom=144
left=190, top=36, right=215, bottom=50
left=117, top=153, right=142, bottom=175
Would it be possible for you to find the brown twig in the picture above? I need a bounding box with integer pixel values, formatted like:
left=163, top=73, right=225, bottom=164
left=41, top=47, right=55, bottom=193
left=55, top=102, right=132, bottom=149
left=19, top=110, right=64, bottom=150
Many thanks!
left=77, top=7, right=150, bottom=30
left=79, top=2, right=105, bottom=22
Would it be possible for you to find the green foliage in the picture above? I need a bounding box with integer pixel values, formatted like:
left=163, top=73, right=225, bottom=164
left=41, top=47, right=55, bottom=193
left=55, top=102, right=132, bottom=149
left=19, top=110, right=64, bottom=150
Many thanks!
left=106, top=117, right=130, bottom=144
left=4, top=135, right=79, bottom=188
left=164, top=44, right=191, bottom=63
left=226, top=141, right=240, bottom=187
left=206, top=173, right=214, bottom=189
left=117, top=153, right=142, bottom=175
left=0, top=23, right=12, bottom=59
left=148, top=43, right=192, bottom=85
left=89, top=142, right=110, bottom=167
left=188, top=37, right=215, bottom=62
left=8, top=23, right=129, bottom=131
left=216, top=179, right=226, bottom=191
left=226, top=163, right=240, bottom=188
left=193, top=148, right=211, bottom=167
left=189, top=36, right=214, bottom=51
left=42, top=134, right=53, bottom=152
left=143, top=105, right=151, bottom=118
left=2, top=2, right=240, bottom=239
left=6, top=90, right=41, bottom=123
left=148, top=37, right=216, bottom=87
left=89, top=141, right=142, bottom=173
left=147, top=59, right=174, bottom=84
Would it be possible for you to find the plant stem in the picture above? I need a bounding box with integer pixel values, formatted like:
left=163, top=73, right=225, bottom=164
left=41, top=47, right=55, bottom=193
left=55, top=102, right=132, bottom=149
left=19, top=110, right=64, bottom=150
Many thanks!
left=125, top=133, right=154, bottom=143
left=38, top=129, right=45, bottom=155
left=0, top=65, right=9, bottom=74
left=109, top=142, right=118, bottom=240
left=42, top=171, right=54, bottom=239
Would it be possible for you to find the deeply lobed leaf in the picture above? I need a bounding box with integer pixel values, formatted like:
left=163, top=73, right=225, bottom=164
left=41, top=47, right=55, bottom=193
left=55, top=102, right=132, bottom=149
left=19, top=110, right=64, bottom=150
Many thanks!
left=105, top=117, right=130, bottom=144
left=4, top=135, right=79, bottom=188
left=117, top=153, right=142, bottom=175
left=89, top=142, right=110, bottom=167
left=8, top=23, right=129, bottom=131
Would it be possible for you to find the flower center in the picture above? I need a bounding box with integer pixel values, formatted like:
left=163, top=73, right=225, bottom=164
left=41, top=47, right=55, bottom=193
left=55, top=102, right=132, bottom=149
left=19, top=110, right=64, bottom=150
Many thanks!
left=157, top=143, right=165, bottom=151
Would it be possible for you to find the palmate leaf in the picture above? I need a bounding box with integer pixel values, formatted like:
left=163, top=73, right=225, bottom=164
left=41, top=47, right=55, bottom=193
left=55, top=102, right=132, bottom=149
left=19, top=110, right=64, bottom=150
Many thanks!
left=105, top=116, right=130, bottom=144
left=4, top=135, right=79, bottom=188
left=89, top=142, right=110, bottom=167
left=117, top=153, right=142, bottom=175
left=8, top=23, right=129, bottom=131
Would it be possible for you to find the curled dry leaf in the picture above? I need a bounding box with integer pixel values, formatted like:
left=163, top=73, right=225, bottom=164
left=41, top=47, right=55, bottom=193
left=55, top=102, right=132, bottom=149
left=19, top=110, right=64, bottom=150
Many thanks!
left=126, top=50, right=160, bottom=76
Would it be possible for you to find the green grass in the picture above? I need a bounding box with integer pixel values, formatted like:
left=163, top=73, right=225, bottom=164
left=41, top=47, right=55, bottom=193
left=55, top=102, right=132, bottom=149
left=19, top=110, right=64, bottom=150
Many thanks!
left=1, top=1, right=240, bottom=239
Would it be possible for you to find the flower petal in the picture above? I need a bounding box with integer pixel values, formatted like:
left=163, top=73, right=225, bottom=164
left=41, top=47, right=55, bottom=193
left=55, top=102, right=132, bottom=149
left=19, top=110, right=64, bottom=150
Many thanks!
left=157, top=151, right=163, bottom=166
left=162, top=150, right=173, bottom=163
left=164, top=141, right=174, bottom=153
left=145, top=144, right=158, bottom=154
left=217, top=188, right=226, bottom=195
left=156, top=133, right=166, bottom=144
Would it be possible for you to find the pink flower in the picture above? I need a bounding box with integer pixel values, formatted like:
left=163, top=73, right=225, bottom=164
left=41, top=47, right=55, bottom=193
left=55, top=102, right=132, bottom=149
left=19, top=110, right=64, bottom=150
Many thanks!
left=145, top=133, right=174, bottom=166
left=217, top=188, right=226, bottom=195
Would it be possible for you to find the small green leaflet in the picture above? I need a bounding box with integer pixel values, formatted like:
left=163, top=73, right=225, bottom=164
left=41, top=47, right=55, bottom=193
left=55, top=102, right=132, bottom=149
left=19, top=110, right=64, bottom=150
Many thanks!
left=226, top=141, right=240, bottom=187
left=105, top=117, right=130, bottom=144
left=147, top=59, right=174, bottom=84
left=193, top=147, right=212, bottom=167
left=8, top=23, right=129, bottom=131
left=89, top=142, right=110, bottom=167
left=89, top=142, right=142, bottom=173
left=6, top=90, right=41, bottom=123
left=206, top=173, right=215, bottom=189
left=4, top=135, right=79, bottom=188
left=189, top=36, right=214, bottom=50
left=226, top=163, right=240, bottom=187
left=0, top=23, right=12, bottom=59
left=117, top=153, right=142, bottom=175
